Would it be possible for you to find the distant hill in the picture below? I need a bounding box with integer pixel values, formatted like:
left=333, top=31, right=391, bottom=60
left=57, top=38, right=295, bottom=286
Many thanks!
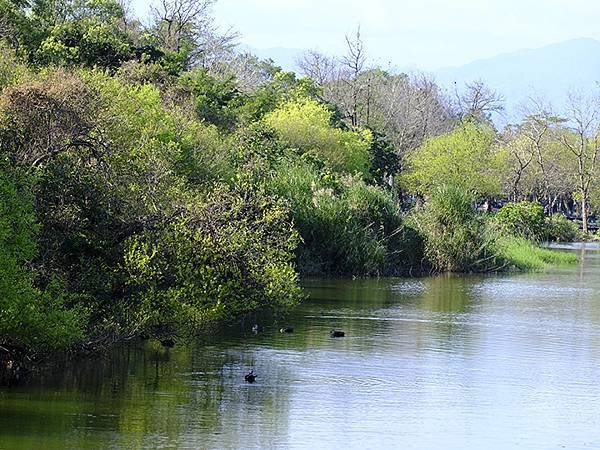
left=433, top=38, right=600, bottom=123
left=246, top=38, right=600, bottom=124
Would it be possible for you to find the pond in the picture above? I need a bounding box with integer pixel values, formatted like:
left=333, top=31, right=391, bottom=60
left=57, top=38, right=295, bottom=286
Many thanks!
left=1, top=244, right=600, bottom=449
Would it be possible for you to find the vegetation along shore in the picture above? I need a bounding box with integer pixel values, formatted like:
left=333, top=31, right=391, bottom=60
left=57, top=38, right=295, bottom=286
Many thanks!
left=0, top=0, right=592, bottom=381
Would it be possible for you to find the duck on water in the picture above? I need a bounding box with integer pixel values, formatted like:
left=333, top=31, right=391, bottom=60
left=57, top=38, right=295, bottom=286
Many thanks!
left=245, top=370, right=257, bottom=383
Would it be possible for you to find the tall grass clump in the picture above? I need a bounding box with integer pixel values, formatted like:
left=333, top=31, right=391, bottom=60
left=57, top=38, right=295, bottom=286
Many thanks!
left=411, top=185, right=502, bottom=272
left=268, top=159, right=421, bottom=276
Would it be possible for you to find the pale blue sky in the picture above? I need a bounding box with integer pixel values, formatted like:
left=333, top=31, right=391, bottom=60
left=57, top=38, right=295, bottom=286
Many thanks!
left=132, top=0, right=600, bottom=70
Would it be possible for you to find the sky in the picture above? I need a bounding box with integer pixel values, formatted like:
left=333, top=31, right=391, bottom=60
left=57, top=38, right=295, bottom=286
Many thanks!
left=132, top=0, right=600, bottom=70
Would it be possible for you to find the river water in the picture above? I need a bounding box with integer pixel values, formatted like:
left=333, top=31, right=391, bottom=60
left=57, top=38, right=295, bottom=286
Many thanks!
left=1, top=244, right=600, bottom=449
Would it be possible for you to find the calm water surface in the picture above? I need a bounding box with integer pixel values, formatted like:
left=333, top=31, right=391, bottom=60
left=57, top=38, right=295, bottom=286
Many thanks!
left=2, top=244, right=600, bottom=449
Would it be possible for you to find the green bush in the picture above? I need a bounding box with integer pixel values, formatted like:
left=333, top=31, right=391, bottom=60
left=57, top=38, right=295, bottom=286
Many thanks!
left=545, top=214, right=579, bottom=242
left=494, top=201, right=546, bottom=241
left=124, top=186, right=301, bottom=336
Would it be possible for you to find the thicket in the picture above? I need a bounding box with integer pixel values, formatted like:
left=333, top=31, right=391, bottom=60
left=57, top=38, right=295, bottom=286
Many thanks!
left=0, top=0, right=581, bottom=363
left=411, top=187, right=577, bottom=273
left=494, top=201, right=579, bottom=243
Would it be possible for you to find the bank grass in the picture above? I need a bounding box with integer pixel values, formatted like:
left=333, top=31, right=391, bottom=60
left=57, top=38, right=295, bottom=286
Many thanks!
left=496, top=236, right=578, bottom=271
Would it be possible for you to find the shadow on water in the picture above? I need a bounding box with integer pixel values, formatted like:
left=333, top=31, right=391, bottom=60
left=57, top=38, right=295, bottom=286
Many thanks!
left=2, top=243, right=600, bottom=449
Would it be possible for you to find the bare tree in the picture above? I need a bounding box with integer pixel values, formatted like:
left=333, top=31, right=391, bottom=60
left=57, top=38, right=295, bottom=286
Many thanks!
left=298, top=30, right=453, bottom=165
left=151, top=0, right=213, bottom=52
left=211, top=52, right=277, bottom=92
left=455, top=80, right=504, bottom=123
left=150, top=0, right=238, bottom=68
left=298, top=28, right=374, bottom=128
left=297, top=50, right=338, bottom=86
left=369, top=72, right=453, bottom=155
left=517, top=99, right=564, bottom=209
left=0, top=70, right=103, bottom=169
left=557, top=92, right=600, bottom=233
left=500, top=125, right=535, bottom=201
left=341, top=27, right=367, bottom=127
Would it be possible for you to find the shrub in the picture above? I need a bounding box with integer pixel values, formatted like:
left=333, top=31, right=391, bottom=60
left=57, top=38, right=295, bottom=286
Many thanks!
left=494, top=201, right=546, bottom=241
left=124, top=186, right=301, bottom=336
left=411, top=185, right=501, bottom=272
left=0, top=43, right=28, bottom=89
left=545, top=214, right=579, bottom=242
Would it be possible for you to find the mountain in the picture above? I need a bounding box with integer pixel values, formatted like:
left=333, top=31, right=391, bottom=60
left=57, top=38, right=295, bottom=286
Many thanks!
left=246, top=38, right=600, bottom=124
left=433, top=38, right=600, bottom=123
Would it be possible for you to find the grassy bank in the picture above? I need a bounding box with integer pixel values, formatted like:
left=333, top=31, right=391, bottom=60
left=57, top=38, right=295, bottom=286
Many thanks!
left=496, top=237, right=578, bottom=272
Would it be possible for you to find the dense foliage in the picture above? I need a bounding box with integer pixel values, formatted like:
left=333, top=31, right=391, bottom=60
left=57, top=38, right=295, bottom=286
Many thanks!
left=402, top=121, right=502, bottom=197
left=0, top=164, right=83, bottom=352
left=411, top=185, right=500, bottom=272
left=494, top=201, right=547, bottom=241
left=0, top=0, right=585, bottom=364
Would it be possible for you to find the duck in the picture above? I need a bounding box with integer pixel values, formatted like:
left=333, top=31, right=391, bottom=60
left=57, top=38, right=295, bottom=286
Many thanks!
left=279, top=326, right=294, bottom=333
left=330, top=330, right=345, bottom=338
left=251, top=324, right=264, bottom=334
left=244, top=370, right=257, bottom=383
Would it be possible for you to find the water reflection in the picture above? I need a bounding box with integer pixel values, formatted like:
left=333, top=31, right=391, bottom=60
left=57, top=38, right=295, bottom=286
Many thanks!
left=2, top=244, right=600, bottom=449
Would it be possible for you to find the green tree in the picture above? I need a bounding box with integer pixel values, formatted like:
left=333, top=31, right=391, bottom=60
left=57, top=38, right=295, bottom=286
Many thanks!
left=0, top=164, right=82, bottom=352
left=264, top=98, right=372, bottom=175
left=3, top=0, right=136, bottom=69
left=175, top=68, right=240, bottom=130
left=124, top=186, right=301, bottom=336
left=367, top=129, right=399, bottom=187
left=403, top=121, right=503, bottom=198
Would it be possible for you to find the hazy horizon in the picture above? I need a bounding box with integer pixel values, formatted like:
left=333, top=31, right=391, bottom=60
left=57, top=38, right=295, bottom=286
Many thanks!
left=132, top=0, right=600, bottom=70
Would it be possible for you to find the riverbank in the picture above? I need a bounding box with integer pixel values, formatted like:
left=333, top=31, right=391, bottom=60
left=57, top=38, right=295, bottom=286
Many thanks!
left=0, top=236, right=577, bottom=387
left=0, top=0, right=593, bottom=385
left=1, top=243, right=598, bottom=449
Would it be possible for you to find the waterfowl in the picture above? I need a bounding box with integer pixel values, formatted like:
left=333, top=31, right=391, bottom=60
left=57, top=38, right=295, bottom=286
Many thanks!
left=251, top=324, right=264, bottom=334
left=330, top=330, right=345, bottom=338
left=244, top=370, right=257, bottom=383
left=279, top=326, right=294, bottom=333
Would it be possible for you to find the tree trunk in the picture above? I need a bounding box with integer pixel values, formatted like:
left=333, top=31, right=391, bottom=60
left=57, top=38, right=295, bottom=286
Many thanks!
left=582, top=193, right=588, bottom=234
